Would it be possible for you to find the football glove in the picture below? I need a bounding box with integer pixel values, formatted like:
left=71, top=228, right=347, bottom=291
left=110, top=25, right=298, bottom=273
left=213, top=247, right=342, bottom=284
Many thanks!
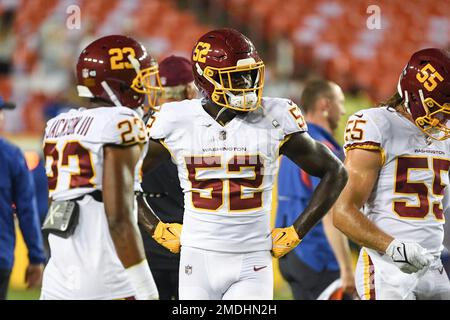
left=271, top=225, right=301, bottom=258
left=385, top=239, right=434, bottom=274
left=152, top=221, right=182, bottom=254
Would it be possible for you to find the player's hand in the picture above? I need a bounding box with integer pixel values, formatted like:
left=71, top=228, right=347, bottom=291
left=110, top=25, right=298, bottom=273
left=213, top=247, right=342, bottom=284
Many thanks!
left=340, top=267, right=356, bottom=297
left=271, top=225, right=301, bottom=258
left=152, top=221, right=182, bottom=254
left=385, top=239, right=434, bottom=274
left=25, top=263, right=44, bottom=289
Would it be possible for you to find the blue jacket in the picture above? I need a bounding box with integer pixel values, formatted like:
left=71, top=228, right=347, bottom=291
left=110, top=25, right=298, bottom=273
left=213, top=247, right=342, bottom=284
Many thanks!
left=276, top=123, right=344, bottom=272
left=0, top=138, right=46, bottom=270
left=25, top=153, right=49, bottom=223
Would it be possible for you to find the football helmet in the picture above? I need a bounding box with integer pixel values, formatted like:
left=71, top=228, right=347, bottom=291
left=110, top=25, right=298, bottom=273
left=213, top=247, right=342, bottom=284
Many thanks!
left=398, top=48, right=450, bottom=140
left=76, top=35, right=163, bottom=110
left=192, top=28, right=265, bottom=112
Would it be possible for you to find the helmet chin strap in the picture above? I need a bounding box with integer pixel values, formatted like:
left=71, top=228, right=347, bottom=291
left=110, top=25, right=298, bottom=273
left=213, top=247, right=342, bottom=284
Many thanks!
left=128, top=54, right=142, bottom=75
left=418, top=89, right=426, bottom=108
left=215, top=106, right=228, bottom=121
left=398, top=74, right=411, bottom=115
left=403, top=90, right=411, bottom=114
left=101, top=81, right=122, bottom=107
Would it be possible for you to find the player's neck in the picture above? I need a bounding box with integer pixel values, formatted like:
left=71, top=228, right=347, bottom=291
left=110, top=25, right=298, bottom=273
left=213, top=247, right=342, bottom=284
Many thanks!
left=87, top=99, right=115, bottom=109
left=203, top=101, right=236, bottom=126
left=395, top=104, right=415, bottom=124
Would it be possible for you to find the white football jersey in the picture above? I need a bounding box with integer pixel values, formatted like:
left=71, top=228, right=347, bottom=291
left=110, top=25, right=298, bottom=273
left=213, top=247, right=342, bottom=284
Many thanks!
left=43, top=106, right=148, bottom=201
left=148, top=97, right=307, bottom=253
left=344, top=107, right=450, bottom=255
left=42, top=106, right=150, bottom=300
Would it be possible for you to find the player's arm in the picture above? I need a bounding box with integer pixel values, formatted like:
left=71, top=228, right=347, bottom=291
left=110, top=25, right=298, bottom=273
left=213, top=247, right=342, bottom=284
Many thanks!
left=322, top=212, right=355, bottom=295
left=103, top=143, right=157, bottom=299
left=140, top=112, right=182, bottom=253
left=139, top=116, right=171, bottom=232
left=331, top=148, right=392, bottom=252
left=271, top=132, right=348, bottom=258
left=141, top=139, right=171, bottom=173
left=136, top=192, right=182, bottom=254
left=104, top=143, right=144, bottom=267
left=332, top=148, right=433, bottom=273
left=281, top=132, right=348, bottom=238
left=136, top=193, right=160, bottom=235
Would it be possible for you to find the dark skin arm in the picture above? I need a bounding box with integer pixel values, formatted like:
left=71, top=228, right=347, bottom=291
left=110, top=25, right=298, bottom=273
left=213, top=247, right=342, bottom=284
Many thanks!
left=103, top=143, right=147, bottom=268
left=138, top=138, right=171, bottom=234
left=136, top=192, right=160, bottom=236
left=141, top=138, right=171, bottom=173
left=280, top=132, right=348, bottom=239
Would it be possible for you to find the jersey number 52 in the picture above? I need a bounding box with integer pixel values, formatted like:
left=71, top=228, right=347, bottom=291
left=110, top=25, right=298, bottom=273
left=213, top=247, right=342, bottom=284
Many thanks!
left=185, top=155, right=263, bottom=212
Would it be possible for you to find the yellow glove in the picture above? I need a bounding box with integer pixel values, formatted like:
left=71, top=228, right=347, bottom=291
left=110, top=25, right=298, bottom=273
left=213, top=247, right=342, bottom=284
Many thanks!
left=152, top=221, right=182, bottom=254
left=271, top=225, right=301, bottom=258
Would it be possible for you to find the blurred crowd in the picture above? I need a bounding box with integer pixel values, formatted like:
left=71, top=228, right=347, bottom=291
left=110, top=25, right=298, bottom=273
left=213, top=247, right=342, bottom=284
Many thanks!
left=0, top=0, right=449, bottom=135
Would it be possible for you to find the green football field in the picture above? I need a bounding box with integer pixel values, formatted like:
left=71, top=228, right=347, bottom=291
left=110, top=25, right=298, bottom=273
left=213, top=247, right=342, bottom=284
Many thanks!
left=7, top=288, right=41, bottom=300
left=7, top=288, right=294, bottom=300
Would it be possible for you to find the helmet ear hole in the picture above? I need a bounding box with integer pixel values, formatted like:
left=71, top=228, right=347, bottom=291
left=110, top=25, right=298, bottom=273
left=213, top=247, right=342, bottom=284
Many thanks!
left=119, top=82, right=129, bottom=92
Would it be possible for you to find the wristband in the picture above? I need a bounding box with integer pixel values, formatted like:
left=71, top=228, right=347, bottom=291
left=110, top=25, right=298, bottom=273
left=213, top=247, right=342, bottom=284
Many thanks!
left=125, top=260, right=158, bottom=300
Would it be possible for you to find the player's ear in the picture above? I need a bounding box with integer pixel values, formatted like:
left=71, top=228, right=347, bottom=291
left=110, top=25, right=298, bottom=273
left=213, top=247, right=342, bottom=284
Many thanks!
left=315, top=97, right=329, bottom=116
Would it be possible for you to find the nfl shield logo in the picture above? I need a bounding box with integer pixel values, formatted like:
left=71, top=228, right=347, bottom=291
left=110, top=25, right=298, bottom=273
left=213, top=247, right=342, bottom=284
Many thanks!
left=219, top=130, right=227, bottom=140
left=82, top=68, right=89, bottom=79
left=185, top=265, right=192, bottom=275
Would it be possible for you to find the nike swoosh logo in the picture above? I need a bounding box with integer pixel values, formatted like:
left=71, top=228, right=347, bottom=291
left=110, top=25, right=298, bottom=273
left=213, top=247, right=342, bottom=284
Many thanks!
left=277, top=232, right=286, bottom=241
left=393, top=244, right=408, bottom=263
left=166, top=227, right=177, bottom=237
left=354, top=113, right=363, bottom=118
left=253, top=266, right=267, bottom=272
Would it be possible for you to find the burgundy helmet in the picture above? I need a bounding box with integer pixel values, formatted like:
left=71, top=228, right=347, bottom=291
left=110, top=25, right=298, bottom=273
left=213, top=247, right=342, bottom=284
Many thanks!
left=76, top=35, right=163, bottom=110
left=398, top=48, right=450, bottom=140
left=192, top=28, right=265, bottom=112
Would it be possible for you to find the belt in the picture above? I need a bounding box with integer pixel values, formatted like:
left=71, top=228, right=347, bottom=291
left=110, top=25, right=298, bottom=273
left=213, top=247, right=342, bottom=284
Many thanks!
left=75, top=190, right=103, bottom=202
left=135, top=191, right=168, bottom=198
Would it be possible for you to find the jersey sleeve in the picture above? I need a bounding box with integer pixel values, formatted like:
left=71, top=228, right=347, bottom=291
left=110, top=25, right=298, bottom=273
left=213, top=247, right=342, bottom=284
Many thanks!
left=147, top=103, right=175, bottom=140
left=343, top=110, right=384, bottom=157
left=280, top=100, right=308, bottom=136
left=101, top=108, right=148, bottom=146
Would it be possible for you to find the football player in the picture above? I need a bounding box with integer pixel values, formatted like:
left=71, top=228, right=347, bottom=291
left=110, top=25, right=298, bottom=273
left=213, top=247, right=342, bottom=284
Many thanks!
left=41, top=35, right=163, bottom=300
left=142, top=28, right=348, bottom=300
left=333, top=48, right=450, bottom=300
